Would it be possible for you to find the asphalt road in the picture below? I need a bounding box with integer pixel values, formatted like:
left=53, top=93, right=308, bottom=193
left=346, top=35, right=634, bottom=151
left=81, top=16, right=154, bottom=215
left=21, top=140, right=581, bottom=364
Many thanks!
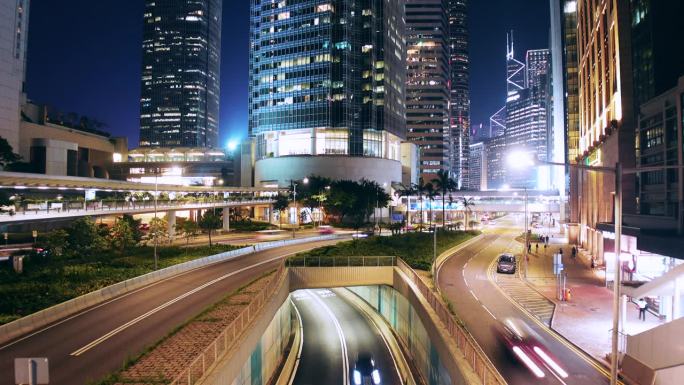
left=0, top=239, right=340, bottom=385
left=437, top=217, right=611, bottom=385
left=291, top=288, right=402, bottom=385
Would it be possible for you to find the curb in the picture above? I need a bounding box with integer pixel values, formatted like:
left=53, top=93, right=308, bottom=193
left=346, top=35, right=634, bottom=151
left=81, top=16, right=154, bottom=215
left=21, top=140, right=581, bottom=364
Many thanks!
left=0, top=235, right=338, bottom=346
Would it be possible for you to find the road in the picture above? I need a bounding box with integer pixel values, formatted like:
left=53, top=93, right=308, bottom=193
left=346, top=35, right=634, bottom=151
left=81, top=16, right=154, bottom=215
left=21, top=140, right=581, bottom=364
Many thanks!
left=291, top=288, right=402, bottom=385
left=0, top=239, right=340, bottom=385
left=437, top=216, right=611, bottom=385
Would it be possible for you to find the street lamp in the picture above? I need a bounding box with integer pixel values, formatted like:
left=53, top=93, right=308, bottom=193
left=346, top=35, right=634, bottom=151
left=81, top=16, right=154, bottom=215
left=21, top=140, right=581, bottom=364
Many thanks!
left=508, top=150, right=684, bottom=385
left=291, top=178, right=308, bottom=238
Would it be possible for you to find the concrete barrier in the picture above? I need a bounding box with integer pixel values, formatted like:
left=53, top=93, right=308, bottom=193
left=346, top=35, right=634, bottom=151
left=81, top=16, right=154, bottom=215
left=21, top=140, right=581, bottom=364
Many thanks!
left=0, top=235, right=337, bottom=345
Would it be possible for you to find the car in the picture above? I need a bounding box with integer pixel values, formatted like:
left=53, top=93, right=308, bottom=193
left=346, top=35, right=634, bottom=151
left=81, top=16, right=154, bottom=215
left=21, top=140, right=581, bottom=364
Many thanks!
left=493, top=318, right=568, bottom=379
left=496, top=253, right=516, bottom=274
left=352, top=353, right=381, bottom=385
left=318, top=225, right=335, bottom=235
left=255, top=229, right=287, bottom=240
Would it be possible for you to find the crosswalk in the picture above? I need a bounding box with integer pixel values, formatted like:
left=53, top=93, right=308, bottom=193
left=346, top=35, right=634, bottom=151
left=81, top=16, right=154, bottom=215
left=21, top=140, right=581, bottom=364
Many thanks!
left=491, top=263, right=556, bottom=326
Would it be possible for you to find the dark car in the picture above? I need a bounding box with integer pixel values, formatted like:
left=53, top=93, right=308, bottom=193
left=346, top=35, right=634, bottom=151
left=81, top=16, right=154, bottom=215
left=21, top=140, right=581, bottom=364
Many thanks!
left=496, top=253, right=516, bottom=274
left=352, top=353, right=381, bottom=385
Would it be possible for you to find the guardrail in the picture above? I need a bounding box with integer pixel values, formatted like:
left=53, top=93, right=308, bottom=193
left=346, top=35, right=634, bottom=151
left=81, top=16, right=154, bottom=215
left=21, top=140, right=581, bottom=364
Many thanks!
left=397, top=259, right=507, bottom=385
left=286, top=255, right=397, bottom=267
left=170, top=263, right=288, bottom=385
left=0, top=234, right=337, bottom=345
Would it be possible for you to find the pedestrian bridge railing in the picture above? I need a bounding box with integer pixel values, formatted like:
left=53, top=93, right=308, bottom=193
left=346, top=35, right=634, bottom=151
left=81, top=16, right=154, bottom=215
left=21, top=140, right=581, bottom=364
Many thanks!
left=285, top=255, right=397, bottom=267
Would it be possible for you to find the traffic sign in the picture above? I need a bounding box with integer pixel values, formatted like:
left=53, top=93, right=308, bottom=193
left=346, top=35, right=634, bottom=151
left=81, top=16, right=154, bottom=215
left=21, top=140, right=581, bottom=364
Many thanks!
left=14, top=358, right=49, bottom=384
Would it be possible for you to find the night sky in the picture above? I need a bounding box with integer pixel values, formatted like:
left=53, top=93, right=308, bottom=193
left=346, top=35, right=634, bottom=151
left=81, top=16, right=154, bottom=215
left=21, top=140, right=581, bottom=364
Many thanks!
left=25, top=1, right=549, bottom=148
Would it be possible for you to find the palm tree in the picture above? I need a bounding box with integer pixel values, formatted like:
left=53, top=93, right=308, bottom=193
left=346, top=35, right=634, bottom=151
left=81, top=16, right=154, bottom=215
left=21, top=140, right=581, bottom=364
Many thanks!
left=460, top=196, right=475, bottom=230
left=432, top=170, right=457, bottom=227
left=413, top=178, right=429, bottom=229
left=425, top=183, right=437, bottom=228
left=447, top=194, right=456, bottom=227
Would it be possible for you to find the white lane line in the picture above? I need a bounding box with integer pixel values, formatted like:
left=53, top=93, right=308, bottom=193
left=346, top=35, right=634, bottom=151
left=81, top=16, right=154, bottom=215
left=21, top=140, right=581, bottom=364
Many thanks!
left=481, top=304, right=496, bottom=320
left=470, top=290, right=479, bottom=302
left=70, top=255, right=285, bottom=356
left=288, top=298, right=305, bottom=385
left=1, top=244, right=324, bottom=352
left=464, top=276, right=469, bottom=287
left=309, top=290, right=349, bottom=385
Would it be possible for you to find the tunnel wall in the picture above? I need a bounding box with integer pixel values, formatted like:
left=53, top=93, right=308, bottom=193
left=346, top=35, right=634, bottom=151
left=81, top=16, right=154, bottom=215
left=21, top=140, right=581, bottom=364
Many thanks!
left=349, top=285, right=454, bottom=385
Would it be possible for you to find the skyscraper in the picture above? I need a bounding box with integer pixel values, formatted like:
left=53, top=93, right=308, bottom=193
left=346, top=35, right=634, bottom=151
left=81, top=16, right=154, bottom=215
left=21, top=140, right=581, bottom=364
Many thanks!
left=405, top=0, right=451, bottom=180
left=139, top=0, right=222, bottom=148
left=448, top=0, right=470, bottom=188
left=0, top=0, right=29, bottom=151
left=249, top=0, right=407, bottom=187
left=506, top=32, right=526, bottom=96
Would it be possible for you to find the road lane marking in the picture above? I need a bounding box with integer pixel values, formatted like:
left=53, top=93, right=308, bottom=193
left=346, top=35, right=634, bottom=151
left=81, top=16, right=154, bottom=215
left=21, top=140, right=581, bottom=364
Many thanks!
left=309, top=290, right=349, bottom=385
left=288, top=298, right=304, bottom=385
left=1, top=243, right=331, bottom=352
left=470, top=290, right=479, bottom=302
left=70, top=254, right=288, bottom=356
left=481, top=304, right=496, bottom=320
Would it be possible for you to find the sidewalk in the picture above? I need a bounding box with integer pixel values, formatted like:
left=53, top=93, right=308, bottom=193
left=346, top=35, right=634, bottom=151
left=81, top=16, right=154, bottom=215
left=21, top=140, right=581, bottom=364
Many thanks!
left=524, top=235, right=665, bottom=361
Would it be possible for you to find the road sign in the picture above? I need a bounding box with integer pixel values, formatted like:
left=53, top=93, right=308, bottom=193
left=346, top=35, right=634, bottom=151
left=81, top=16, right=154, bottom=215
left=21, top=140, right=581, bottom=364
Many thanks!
left=32, top=230, right=37, bottom=238
left=14, top=358, right=49, bottom=384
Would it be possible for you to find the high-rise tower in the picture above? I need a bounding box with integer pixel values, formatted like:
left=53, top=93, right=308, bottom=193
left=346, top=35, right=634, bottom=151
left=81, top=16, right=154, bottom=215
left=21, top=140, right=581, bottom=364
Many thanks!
left=0, top=0, right=30, bottom=151
left=249, top=0, right=407, bottom=188
left=448, top=0, right=470, bottom=188
left=406, top=0, right=451, bottom=180
left=139, top=0, right=222, bottom=148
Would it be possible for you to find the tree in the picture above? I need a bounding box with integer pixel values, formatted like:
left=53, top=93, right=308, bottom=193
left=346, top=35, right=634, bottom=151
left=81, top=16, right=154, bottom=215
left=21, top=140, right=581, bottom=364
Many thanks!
left=0, top=136, right=20, bottom=168
left=42, top=229, right=68, bottom=258
left=432, top=170, right=457, bottom=227
left=425, top=183, right=437, bottom=227
left=460, top=196, right=475, bottom=230
left=148, top=217, right=169, bottom=246
left=198, top=211, right=222, bottom=246
left=120, top=214, right=143, bottom=244
left=176, top=219, right=200, bottom=248
left=66, top=217, right=107, bottom=257
left=413, top=177, right=430, bottom=228
left=447, top=194, right=456, bottom=225
left=272, top=194, right=290, bottom=229
left=110, top=219, right=135, bottom=253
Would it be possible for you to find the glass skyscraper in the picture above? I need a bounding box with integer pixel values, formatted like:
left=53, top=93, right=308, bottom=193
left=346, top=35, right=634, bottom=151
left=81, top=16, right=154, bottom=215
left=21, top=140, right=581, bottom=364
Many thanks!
left=249, top=0, right=406, bottom=163
left=139, top=0, right=222, bottom=148
left=448, top=0, right=470, bottom=189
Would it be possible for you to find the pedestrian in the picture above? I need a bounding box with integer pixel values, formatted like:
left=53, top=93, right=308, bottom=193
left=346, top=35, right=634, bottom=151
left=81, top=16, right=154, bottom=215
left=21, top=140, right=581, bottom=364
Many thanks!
left=559, top=248, right=563, bottom=256
left=535, top=243, right=539, bottom=253
left=571, top=246, right=577, bottom=259
left=637, top=298, right=648, bottom=321
left=528, top=243, right=532, bottom=254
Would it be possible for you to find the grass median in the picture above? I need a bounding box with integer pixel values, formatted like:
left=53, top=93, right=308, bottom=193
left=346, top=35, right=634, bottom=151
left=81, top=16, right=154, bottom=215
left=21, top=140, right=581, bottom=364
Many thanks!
left=0, top=244, right=240, bottom=325
left=289, top=230, right=480, bottom=270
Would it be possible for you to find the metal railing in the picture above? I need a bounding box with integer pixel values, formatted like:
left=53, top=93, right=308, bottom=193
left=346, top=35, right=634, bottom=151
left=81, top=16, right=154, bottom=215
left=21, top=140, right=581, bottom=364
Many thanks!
left=169, top=263, right=288, bottom=385
left=286, top=255, right=397, bottom=268
left=0, top=199, right=273, bottom=218
left=396, top=259, right=507, bottom=385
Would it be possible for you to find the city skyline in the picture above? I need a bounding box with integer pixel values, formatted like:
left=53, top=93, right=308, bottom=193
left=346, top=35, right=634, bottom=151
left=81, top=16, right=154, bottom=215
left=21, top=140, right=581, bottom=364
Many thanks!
left=23, top=0, right=549, bottom=149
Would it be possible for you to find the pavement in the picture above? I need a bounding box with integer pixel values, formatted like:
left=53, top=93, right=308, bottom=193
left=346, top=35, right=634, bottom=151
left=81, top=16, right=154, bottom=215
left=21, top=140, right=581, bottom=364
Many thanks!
left=0, top=239, right=341, bottom=385
left=436, top=218, right=613, bottom=385
left=524, top=234, right=665, bottom=361
left=290, top=288, right=402, bottom=385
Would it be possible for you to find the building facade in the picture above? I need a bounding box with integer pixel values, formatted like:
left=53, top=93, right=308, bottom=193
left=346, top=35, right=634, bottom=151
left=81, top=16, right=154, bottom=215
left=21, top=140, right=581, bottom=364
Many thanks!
left=467, top=141, right=486, bottom=190
left=448, top=0, right=470, bottom=188
left=249, top=0, right=407, bottom=187
left=573, top=0, right=636, bottom=259
left=0, top=0, right=29, bottom=151
left=139, top=0, right=222, bottom=148
left=405, top=0, right=451, bottom=180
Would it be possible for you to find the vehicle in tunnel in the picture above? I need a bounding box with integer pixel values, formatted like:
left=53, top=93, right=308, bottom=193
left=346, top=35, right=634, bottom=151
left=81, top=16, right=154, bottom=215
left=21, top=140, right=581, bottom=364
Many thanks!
left=352, top=353, right=382, bottom=385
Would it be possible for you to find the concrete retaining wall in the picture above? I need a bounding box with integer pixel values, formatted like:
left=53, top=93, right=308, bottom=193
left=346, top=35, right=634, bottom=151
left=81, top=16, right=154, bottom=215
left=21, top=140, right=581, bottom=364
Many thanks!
left=0, top=235, right=337, bottom=345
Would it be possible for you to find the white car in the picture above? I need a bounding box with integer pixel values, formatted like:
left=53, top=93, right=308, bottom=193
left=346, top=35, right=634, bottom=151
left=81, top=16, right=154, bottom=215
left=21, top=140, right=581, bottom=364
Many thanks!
left=353, top=353, right=381, bottom=385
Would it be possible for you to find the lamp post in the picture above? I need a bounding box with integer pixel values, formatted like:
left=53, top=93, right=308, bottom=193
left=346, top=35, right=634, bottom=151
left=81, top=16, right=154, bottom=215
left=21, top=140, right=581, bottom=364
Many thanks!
left=291, top=178, right=309, bottom=238
left=509, top=151, right=684, bottom=385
